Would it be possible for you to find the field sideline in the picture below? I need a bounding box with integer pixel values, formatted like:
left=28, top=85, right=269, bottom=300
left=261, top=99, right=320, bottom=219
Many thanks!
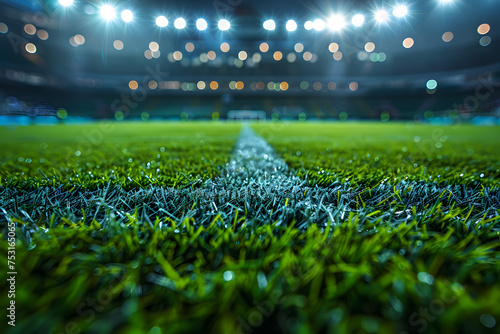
left=1, top=121, right=499, bottom=334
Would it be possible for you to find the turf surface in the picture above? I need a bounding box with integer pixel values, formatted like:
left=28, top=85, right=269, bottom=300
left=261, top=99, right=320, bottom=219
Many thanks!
left=0, top=122, right=241, bottom=189
left=1, top=121, right=499, bottom=334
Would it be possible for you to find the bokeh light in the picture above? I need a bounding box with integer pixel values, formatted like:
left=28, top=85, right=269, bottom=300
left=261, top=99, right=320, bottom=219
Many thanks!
left=393, top=5, right=408, bottom=18
left=365, top=42, right=375, bottom=52
left=121, top=10, right=133, bottom=23
left=207, top=51, right=216, bottom=60
left=259, top=42, right=269, bottom=53
left=479, top=36, right=491, bottom=47
left=375, top=10, right=389, bottom=23
left=218, top=19, right=230, bottom=31
left=37, top=30, right=49, bottom=40
left=100, top=5, right=116, bottom=21
left=286, top=20, right=297, bottom=31
left=294, top=43, right=304, bottom=53
left=173, top=51, right=183, bottom=61
left=25, top=43, right=37, bottom=54
left=196, top=18, right=207, bottom=31
left=128, top=80, right=138, bottom=90
left=263, top=19, right=276, bottom=31
left=220, top=42, right=230, bottom=52
left=327, top=14, right=346, bottom=31
left=0, top=22, right=8, bottom=34
left=329, top=43, right=339, bottom=53
left=442, top=32, right=454, bottom=42
left=113, top=40, right=124, bottom=50
left=149, top=81, right=158, bottom=89
left=74, top=34, right=85, bottom=45
left=313, top=82, right=322, bottom=91
left=352, top=14, right=365, bottom=27
left=273, top=51, right=283, bottom=61
left=210, top=81, right=218, bottom=90
left=185, top=42, right=195, bottom=52
left=156, top=16, right=168, bottom=27
left=477, top=23, right=490, bottom=35
left=149, top=42, right=159, bottom=52
left=426, top=79, right=438, bottom=90
left=174, top=18, right=187, bottom=29
left=238, top=51, right=248, bottom=61
left=57, top=108, right=68, bottom=119
left=403, top=37, right=414, bottom=48
left=197, top=81, right=206, bottom=90
left=313, top=19, right=325, bottom=31
left=58, top=0, right=73, bottom=7
left=24, top=24, right=36, bottom=35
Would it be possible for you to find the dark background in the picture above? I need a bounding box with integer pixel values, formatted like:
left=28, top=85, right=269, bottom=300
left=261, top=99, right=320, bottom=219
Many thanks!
left=0, top=0, right=499, bottom=120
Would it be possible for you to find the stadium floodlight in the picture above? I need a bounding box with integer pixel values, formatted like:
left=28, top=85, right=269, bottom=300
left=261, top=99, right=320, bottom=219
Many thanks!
left=352, top=14, right=365, bottom=27
left=196, top=18, right=208, bottom=31
left=304, top=21, right=313, bottom=30
left=312, top=19, right=325, bottom=31
left=440, top=0, right=453, bottom=3
left=375, top=10, right=389, bottom=23
left=263, top=19, right=276, bottom=31
left=286, top=20, right=297, bottom=31
left=100, top=5, right=116, bottom=21
left=174, top=17, right=187, bottom=29
left=218, top=19, right=230, bottom=31
left=121, top=10, right=133, bottom=23
left=156, top=16, right=168, bottom=27
left=327, top=14, right=346, bottom=31
left=58, top=0, right=74, bottom=6
left=393, top=5, right=408, bottom=18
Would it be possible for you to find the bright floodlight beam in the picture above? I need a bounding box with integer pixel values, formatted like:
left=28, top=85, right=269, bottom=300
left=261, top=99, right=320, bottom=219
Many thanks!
left=286, top=20, right=297, bottom=32
left=58, top=0, right=73, bottom=6
left=156, top=16, right=168, bottom=27
left=100, top=5, right=116, bottom=21
left=352, top=14, right=365, bottom=27
left=312, top=19, right=325, bottom=31
left=218, top=19, right=230, bottom=31
left=196, top=18, right=208, bottom=31
left=174, top=17, right=187, bottom=29
left=327, top=14, right=346, bottom=31
left=263, top=19, right=276, bottom=31
left=375, top=10, right=389, bottom=23
left=393, top=5, right=408, bottom=18
left=121, top=10, right=133, bottom=23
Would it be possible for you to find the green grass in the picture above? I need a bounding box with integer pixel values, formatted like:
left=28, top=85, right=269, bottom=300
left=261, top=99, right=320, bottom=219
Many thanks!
left=1, top=121, right=500, bottom=334
left=3, top=206, right=499, bottom=334
left=253, top=122, right=500, bottom=188
left=0, top=122, right=241, bottom=189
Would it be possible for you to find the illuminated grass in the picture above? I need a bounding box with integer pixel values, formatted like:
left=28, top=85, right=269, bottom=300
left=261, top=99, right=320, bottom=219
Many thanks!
left=253, top=122, right=500, bottom=188
left=0, top=122, right=241, bottom=189
left=1, top=121, right=499, bottom=333
left=2, top=207, right=499, bottom=333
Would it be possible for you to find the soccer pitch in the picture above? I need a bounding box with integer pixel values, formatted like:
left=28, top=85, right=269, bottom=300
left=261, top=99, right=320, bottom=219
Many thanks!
left=1, top=121, right=499, bottom=333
